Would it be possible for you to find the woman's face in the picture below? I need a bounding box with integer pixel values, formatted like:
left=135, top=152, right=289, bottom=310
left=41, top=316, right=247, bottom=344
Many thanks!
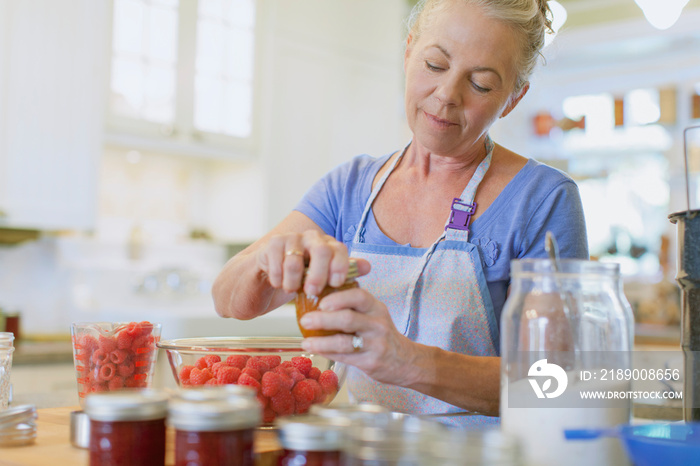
left=404, top=0, right=526, bottom=157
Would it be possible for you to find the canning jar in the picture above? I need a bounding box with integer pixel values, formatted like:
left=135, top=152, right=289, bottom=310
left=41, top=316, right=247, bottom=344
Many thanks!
left=500, top=259, right=633, bottom=466
left=84, top=389, right=169, bottom=466
left=168, top=393, right=261, bottom=466
left=296, top=259, right=359, bottom=337
left=276, top=414, right=350, bottom=466
left=343, top=415, right=442, bottom=466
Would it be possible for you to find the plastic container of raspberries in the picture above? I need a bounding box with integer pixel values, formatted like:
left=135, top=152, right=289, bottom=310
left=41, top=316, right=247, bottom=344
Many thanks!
left=157, top=337, right=347, bottom=425
left=71, top=321, right=161, bottom=407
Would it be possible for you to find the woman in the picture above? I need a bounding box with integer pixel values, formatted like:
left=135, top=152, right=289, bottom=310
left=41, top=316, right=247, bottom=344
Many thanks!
left=213, top=0, right=588, bottom=425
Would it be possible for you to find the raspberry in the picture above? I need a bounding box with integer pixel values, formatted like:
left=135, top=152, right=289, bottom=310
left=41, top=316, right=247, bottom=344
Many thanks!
left=292, top=379, right=316, bottom=412
left=91, top=349, right=109, bottom=365
left=211, top=362, right=227, bottom=375
left=279, top=361, right=294, bottom=369
left=98, top=363, right=117, bottom=382
left=118, top=360, right=135, bottom=377
left=246, top=356, right=269, bottom=374
left=287, top=368, right=306, bottom=384
left=109, top=349, right=129, bottom=365
left=134, top=355, right=152, bottom=374
left=318, top=370, right=339, bottom=395
left=126, top=321, right=153, bottom=338
left=261, top=355, right=282, bottom=369
left=195, top=357, right=209, bottom=370
left=238, top=373, right=262, bottom=393
left=263, top=406, right=276, bottom=424
left=270, top=391, right=295, bottom=416
left=291, top=356, right=313, bottom=377
left=190, top=367, right=213, bottom=385
left=75, top=334, right=98, bottom=354
left=217, top=366, right=241, bottom=384
left=116, top=331, right=133, bottom=350
left=261, top=371, right=284, bottom=397
left=242, top=367, right=261, bottom=381
left=179, top=365, right=195, bottom=382
left=124, top=376, right=144, bottom=388
left=306, top=379, right=324, bottom=403
left=226, top=355, right=249, bottom=369
left=307, top=367, right=321, bottom=380
left=98, top=335, right=118, bottom=353
left=132, top=335, right=154, bottom=355
left=203, top=355, right=221, bottom=368
left=257, top=393, right=269, bottom=408
left=205, top=378, right=220, bottom=385
left=108, top=376, right=125, bottom=391
left=136, top=321, right=154, bottom=336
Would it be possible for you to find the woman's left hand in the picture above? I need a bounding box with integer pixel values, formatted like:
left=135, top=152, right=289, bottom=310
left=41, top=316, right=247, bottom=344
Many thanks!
left=299, top=287, right=423, bottom=387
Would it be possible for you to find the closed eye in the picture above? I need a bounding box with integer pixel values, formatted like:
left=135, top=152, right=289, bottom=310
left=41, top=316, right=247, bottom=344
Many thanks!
left=426, top=61, right=444, bottom=72
left=472, top=82, right=491, bottom=93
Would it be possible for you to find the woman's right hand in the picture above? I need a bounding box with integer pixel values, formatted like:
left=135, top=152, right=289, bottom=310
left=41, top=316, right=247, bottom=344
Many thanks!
left=256, top=229, right=370, bottom=296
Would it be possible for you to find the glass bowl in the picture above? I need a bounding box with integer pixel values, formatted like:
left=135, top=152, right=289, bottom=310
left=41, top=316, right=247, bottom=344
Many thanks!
left=157, top=337, right=347, bottom=424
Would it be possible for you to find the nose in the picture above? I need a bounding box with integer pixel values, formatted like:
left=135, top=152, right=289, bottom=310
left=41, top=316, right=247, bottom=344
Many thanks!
left=434, top=72, right=462, bottom=106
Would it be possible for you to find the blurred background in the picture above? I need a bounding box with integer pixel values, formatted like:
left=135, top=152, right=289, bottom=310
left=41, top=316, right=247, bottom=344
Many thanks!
left=1, top=0, right=699, bottom=345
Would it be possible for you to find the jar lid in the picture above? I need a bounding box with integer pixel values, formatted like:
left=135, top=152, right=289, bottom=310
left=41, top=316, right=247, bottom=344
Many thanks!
left=310, top=402, right=388, bottom=422
left=85, top=389, right=169, bottom=422
left=176, top=385, right=257, bottom=401
left=0, top=404, right=37, bottom=431
left=276, top=414, right=350, bottom=451
left=303, top=259, right=359, bottom=285
left=168, top=395, right=261, bottom=431
left=0, top=405, right=37, bottom=447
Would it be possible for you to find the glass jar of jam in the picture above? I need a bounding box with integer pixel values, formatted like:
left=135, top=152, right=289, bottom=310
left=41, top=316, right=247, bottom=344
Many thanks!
left=84, top=389, right=169, bottom=466
left=296, top=259, right=359, bottom=337
left=276, top=414, right=350, bottom=466
left=168, top=392, right=262, bottom=466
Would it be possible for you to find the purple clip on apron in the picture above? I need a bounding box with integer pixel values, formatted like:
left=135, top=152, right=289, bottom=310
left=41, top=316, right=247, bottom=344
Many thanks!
left=348, top=137, right=500, bottom=427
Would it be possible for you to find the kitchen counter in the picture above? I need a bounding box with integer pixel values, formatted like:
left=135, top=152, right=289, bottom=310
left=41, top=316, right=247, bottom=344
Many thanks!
left=0, top=406, right=283, bottom=466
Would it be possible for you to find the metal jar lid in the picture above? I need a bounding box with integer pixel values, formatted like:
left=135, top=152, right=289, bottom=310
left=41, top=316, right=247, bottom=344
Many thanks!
left=276, top=414, right=350, bottom=451
left=84, top=389, right=169, bottom=422
left=0, top=404, right=37, bottom=447
left=303, top=259, right=359, bottom=285
left=310, top=402, right=389, bottom=422
left=168, top=396, right=261, bottom=431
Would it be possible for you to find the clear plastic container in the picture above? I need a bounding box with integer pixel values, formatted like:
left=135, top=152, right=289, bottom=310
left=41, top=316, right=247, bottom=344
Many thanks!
left=418, top=425, right=522, bottom=465
left=168, top=392, right=261, bottom=466
left=500, top=259, right=633, bottom=466
left=85, top=389, right=169, bottom=466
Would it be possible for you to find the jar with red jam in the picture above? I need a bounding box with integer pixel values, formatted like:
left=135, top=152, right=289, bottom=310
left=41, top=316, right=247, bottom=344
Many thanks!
left=168, top=392, right=262, bottom=466
left=296, top=259, right=359, bottom=337
left=84, top=389, right=169, bottom=466
left=276, top=414, right=350, bottom=466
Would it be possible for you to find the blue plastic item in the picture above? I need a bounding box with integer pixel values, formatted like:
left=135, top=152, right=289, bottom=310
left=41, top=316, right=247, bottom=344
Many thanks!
left=565, top=423, right=700, bottom=466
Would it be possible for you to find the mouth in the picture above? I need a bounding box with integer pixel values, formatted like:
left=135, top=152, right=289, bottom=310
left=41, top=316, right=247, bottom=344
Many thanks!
left=423, top=111, right=457, bottom=128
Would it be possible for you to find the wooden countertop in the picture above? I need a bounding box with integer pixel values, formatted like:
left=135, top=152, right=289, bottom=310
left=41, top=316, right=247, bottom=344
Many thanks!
left=0, top=406, right=283, bottom=466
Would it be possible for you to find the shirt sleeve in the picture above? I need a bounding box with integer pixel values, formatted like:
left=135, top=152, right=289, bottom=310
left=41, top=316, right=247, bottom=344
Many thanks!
left=518, top=178, right=589, bottom=260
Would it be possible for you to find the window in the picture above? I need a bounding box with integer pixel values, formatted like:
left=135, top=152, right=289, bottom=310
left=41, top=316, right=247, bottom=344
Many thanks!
left=108, top=0, right=256, bottom=152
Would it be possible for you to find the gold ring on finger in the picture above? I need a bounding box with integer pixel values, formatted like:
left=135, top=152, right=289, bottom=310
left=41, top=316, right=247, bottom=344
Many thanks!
left=285, top=249, right=304, bottom=257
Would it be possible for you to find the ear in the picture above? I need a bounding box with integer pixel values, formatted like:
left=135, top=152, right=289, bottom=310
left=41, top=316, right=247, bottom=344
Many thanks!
left=500, top=82, right=530, bottom=118
left=404, top=34, right=414, bottom=73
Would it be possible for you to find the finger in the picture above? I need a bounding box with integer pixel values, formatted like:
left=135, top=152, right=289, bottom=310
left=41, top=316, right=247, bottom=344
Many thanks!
left=301, top=232, right=339, bottom=295
left=354, top=258, right=371, bottom=277
left=259, top=236, right=286, bottom=288
left=302, top=333, right=365, bottom=355
left=281, top=236, right=306, bottom=293
left=298, top=309, right=367, bottom=335
left=328, top=238, right=351, bottom=287
left=318, top=287, right=378, bottom=315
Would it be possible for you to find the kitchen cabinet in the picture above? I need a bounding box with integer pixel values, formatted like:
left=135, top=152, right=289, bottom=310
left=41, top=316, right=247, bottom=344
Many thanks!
left=0, top=0, right=109, bottom=230
left=257, top=0, right=408, bottom=226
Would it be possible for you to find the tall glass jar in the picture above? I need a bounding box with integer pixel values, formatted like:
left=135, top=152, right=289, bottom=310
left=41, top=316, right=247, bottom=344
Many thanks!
left=500, top=259, right=633, bottom=466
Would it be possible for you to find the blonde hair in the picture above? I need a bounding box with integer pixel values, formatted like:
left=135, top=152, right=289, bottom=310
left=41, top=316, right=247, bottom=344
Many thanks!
left=407, top=0, right=554, bottom=92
